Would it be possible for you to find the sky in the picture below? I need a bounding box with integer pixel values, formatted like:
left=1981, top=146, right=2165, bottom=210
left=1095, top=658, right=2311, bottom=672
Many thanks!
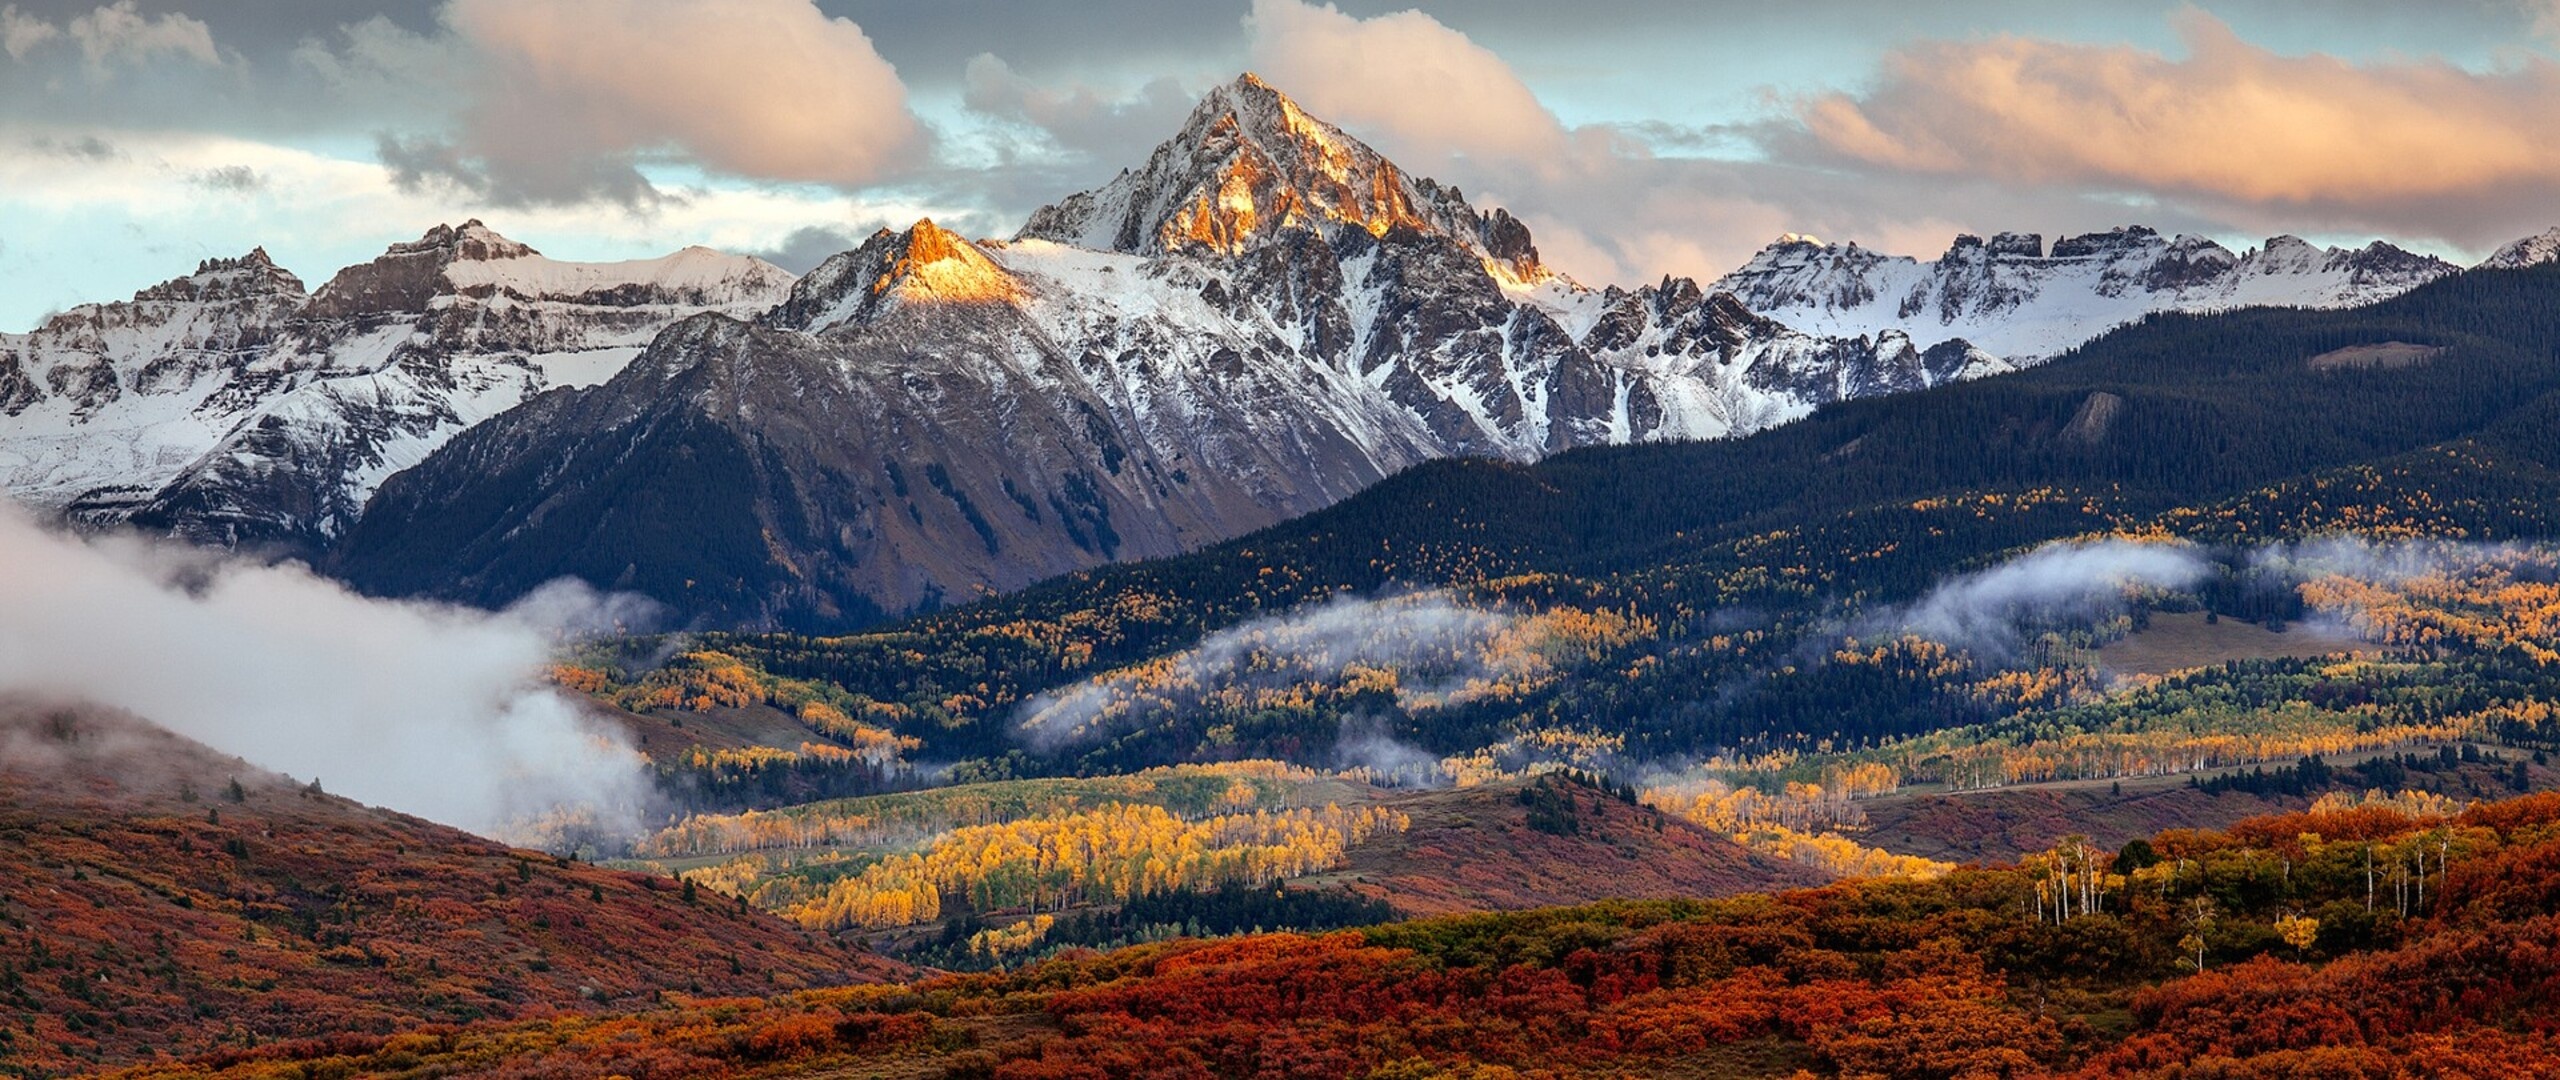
left=3, top=0, right=2559, bottom=331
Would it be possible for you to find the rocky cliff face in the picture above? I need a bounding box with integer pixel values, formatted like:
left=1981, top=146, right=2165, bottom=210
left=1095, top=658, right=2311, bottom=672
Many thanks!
left=1711, top=227, right=2461, bottom=361
left=0, top=222, right=793, bottom=550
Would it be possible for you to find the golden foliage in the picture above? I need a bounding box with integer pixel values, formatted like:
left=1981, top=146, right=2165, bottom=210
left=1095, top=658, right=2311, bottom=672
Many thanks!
left=1643, top=770, right=1951, bottom=880
left=795, top=701, right=922, bottom=762
left=638, top=761, right=1329, bottom=859
left=782, top=802, right=1409, bottom=931
left=968, top=914, right=1056, bottom=961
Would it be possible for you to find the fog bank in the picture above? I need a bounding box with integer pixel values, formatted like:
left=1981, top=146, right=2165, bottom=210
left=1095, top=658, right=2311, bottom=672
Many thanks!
left=0, top=505, right=653, bottom=846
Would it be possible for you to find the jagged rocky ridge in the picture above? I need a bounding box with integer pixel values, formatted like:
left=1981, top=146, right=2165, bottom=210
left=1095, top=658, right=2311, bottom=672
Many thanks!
left=331, top=76, right=2006, bottom=628
left=0, top=224, right=793, bottom=550
left=1711, top=227, right=2464, bottom=361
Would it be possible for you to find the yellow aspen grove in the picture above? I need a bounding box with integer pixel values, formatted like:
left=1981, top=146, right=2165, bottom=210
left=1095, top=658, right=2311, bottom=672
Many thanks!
left=781, top=802, right=1408, bottom=931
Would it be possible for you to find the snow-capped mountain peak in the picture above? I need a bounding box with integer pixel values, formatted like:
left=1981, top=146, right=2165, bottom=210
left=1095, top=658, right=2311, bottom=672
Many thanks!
left=309, top=222, right=791, bottom=318
left=1016, top=73, right=1550, bottom=285
left=135, top=249, right=307, bottom=304
left=306, top=220, right=532, bottom=318
left=2482, top=227, right=2560, bottom=270
left=769, top=219, right=1021, bottom=333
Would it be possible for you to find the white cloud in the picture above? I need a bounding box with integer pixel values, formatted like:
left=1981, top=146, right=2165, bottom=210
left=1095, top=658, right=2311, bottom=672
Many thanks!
left=297, top=0, right=925, bottom=206
left=0, top=6, right=59, bottom=60
left=0, top=503, right=653, bottom=845
left=1, top=2, right=220, bottom=71
left=2532, top=0, right=2560, bottom=47
left=67, top=0, right=217, bottom=70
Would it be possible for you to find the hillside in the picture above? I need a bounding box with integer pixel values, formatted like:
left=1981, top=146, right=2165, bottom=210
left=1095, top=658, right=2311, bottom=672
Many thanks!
left=102, top=789, right=2560, bottom=1078
left=0, top=704, right=900, bottom=1078
left=1310, top=775, right=1829, bottom=916
left=1859, top=751, right=2553, bottom=864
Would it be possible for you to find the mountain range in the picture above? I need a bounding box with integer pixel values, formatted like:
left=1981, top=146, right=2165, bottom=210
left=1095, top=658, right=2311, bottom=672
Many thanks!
left=1710, top=226, right=2465, bottom=360
left=0, top=224, right=791, bottom=553
left=6, top=73, right=2554, bottom=629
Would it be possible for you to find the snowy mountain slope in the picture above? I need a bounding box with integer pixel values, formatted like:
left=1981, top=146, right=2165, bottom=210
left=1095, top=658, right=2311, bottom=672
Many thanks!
left=333, top=79, right=2003, bottom=628
left=2482, top=227, right=2560, bottom=270
left=1711, top=228, right=2461, bottom=361
left=0, top=223, right=792, bottom=550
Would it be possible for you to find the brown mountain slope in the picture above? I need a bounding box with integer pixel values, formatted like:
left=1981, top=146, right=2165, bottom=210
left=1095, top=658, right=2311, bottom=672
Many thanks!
left=1299, top=775, right=1829, bottom=916
left=0, top=704, right=901, bottom=1078
left=1858, top=756, right=2551, bottom=864
left=1857, top=784, right=2312, bottom=866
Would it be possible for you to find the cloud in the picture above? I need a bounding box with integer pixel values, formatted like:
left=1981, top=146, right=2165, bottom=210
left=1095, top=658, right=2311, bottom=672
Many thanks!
left=1334, top=716, right=1450, bottom=788
left=189, top=163, right=262, bottom=193
left=0, top=5, right=58, bottom=59
left=284, top=13, right=476, bottom=128
left=962, top=52, right=1196, bottom=165
left=2533, top=0, right=2560, bottom=47
left=1881, top=539, right=2215, bottom=661
left=1015, top=592, right=1524, bottom=753
left=747, top=224, right=870, bottom=275
left=1245, top=0, right=1569, bottom=166
left=0, top=503, right=655, bottom=846
left=1791, top=9, right=2560, bottom=248
left=28, top=132, right=119, bottom=160
left=340, top=0, right=925, bottom=207
left=1, top=1, right=219, bottom=70
left=939, top=54, right=1209, bottom=225
left=65, top=0, right=216, bottom=69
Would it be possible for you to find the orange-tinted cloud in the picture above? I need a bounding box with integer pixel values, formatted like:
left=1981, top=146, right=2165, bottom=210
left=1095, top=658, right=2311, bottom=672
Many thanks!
left=1245, top=0, right=1570, bottom=166
left=380, top=0, right=923, bottom=205
left=1795, top=9, right=2560, bottom=243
